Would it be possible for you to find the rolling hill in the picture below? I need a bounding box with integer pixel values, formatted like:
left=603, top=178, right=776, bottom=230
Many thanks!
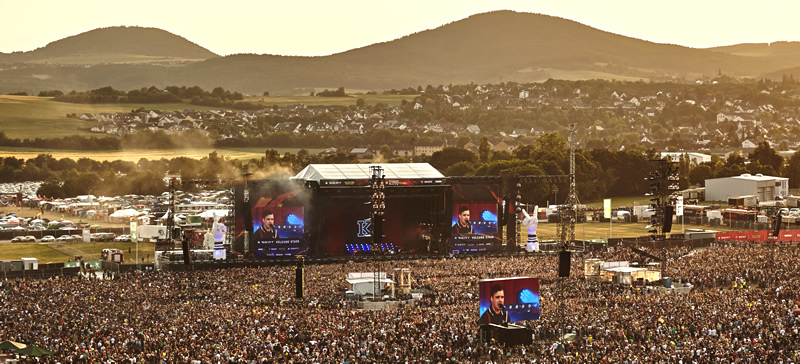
left=0, top=26, right=218, bottom=64
left=1, top=11, right=799, bottom=95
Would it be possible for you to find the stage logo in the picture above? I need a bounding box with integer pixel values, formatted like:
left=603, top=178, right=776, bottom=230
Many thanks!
left=357, top=219, right=372, bottom=238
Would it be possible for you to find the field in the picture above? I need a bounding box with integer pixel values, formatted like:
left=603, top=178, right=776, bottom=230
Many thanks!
left=530, top=220, right=736, bottom=243
left=0, top=95, right=221, bottom=139
left=0, top=147, right=324, bottom=162
left=0, top=241, right=156, bottom=264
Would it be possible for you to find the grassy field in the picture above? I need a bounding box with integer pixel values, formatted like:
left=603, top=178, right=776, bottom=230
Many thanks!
left=0, top=147, right=324, bottom=162
left=530, top=220, right=736, bottom=243
left=0, top=95, right=221, bottom=139
left=0, top=241, right=156, bottom=264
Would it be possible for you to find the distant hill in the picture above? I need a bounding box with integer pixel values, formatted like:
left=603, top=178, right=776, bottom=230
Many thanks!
left=708, top=41, right=800, bottom=59
left=0, top=26, right=218, bottom=64
left=2, top=11, right=800, bottom=95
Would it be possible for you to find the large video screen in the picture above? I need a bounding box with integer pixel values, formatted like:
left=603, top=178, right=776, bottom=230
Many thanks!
left=451, top=203, right=498, bottom=235
left=248, top=180, right=309, bottom=258
left=478, top=277, right=540, bottom=324
left=447, top=178, right=502, bottom=253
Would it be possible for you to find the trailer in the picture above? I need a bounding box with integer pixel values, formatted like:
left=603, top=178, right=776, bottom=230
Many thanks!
left=727, top=195, right=757, bottom=208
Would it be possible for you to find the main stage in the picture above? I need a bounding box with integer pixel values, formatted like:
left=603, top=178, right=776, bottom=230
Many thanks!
left=233, top=163, right=522, bottom=259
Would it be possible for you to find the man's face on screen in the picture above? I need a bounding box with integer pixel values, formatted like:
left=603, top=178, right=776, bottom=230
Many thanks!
left=491, top=289, right=504, bottom=311
left=459, top=210, right=470, bottom=225
left=263, top=214, right=274, bottom=229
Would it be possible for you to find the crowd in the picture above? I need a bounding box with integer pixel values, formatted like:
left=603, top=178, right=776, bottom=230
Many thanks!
left=0, top=243, right=799, bottom=363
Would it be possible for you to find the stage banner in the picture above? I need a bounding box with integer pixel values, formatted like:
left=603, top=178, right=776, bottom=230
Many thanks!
left=748, top=230, right=766, bottom=242
left=715, top=232, right=733, bottom=241
left=733, top=231, right=749, bottom=242
left=478, top=277, right=540, bottom=325
left=603, top=199, right=611, bottom=219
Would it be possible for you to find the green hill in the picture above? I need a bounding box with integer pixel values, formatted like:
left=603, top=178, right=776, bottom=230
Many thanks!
left=0, top=26, right=218, bottom=64
left=2, top=11, right=800, bottom=94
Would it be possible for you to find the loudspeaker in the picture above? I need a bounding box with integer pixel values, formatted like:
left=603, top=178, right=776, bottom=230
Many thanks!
left=774, top=214, right=783, bottom=238
left=663, top=205, right=674, bottom=233
left=182, top=230, right=191, bottom=265
left=558, top=251, right=571, bottom=277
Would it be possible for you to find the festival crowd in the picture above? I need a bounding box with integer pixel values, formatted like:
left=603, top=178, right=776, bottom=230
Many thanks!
left=1, top=243, right=799, bottom=363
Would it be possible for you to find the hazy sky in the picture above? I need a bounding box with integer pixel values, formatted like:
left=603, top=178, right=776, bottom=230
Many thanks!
left=2, top=0, right=799, bottom=56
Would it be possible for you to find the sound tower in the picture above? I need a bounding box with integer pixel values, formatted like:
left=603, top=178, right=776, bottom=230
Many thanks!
left=662, top=205, right=674, bottom=233
left=774, top=214, right=783, bottom=238
left=558, top=250, right=571, bottom=277
left=295, top=257, right=305, bottom=299
left=181, top=230, right=191, bottom=266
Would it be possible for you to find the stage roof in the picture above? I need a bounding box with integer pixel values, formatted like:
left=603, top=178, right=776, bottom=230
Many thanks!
left=291, top=163, right=444, bottom=182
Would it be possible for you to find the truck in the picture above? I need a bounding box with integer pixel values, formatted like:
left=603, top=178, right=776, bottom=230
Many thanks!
left=727, top=195, right=758, bottom=208
left=137, top=225, right=167, bottom=242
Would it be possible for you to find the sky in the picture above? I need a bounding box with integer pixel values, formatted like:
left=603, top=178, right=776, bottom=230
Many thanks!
left=2, top=0, right=799, bottom=56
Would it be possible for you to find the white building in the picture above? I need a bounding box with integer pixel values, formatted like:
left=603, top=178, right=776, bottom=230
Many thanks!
left=705, top=173, right=789, bottom=202
left=661, top=152, right=711, bottom=165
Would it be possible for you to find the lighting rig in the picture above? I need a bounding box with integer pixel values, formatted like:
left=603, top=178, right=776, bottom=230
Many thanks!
left=370, top=166, right=385, bottom=300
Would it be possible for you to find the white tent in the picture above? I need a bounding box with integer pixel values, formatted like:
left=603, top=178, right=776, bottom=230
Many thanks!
left=109, top=209, right=140, bottom=218
left=198, top=209, right=230, bottom=218
left=346, top=277, right=395, bottom=297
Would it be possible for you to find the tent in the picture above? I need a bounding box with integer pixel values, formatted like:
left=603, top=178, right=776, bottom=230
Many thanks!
left=0, top=340, right=26, bottom=351
left=346, top=277, right=395, bottom=297
left=109, top=209, right=140, bottom=218
left=14, top=344, right=54, bottom=356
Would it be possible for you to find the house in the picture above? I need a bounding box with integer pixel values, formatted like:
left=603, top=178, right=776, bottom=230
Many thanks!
left=415, top=142, right=445, bottom=156
left=466, top=125, right=481, bottom=134
left=742, top=140, right=757, bottom=149
left=350, top=148, right=375, bottom=159
left=393, top=146, right=414, bottom=158
left=510, top=129, right=529, bottom=138
left=494, top=140, right=518, bottom=152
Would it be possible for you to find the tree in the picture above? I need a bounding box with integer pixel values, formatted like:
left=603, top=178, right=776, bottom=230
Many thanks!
left=688, top=164, right=713, bottom=186
left=748, top=141, right=784, bottom=175
left=429, top=147, right=478, bottom=171
left=785, top=150, right=800, bottom=188
left=479, top=137, right=491, bottom=163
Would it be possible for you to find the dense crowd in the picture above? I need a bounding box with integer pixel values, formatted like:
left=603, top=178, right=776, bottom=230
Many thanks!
left=1, top=243, right=799, bottom=363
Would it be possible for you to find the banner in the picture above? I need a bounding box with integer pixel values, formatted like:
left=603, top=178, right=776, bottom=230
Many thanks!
left=675, top=196, right=684, bottom=217
left=603, top=199, right=611, bottom=219
left=130, top=221, right=138, bottom=243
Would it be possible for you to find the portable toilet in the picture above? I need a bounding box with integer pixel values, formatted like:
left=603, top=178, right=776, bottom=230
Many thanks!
left=21, top=258, right=38, bottom=270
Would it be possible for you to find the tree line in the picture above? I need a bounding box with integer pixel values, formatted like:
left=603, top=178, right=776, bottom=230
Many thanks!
left=1, top=136, right=798, bottom=204
left=49, top=85, right=263, bottom=109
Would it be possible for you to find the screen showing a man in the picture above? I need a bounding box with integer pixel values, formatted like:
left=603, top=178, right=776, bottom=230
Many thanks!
left=452, top=205, right=473, bottom=235
left=479, top=284, right=508, bottom=325
left=255, top=209, right=278, bottom=240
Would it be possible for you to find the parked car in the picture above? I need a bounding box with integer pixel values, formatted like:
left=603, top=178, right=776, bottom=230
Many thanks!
left=11, top=236, right=26, bottom=242
left=40, top=235, right=56, bottom=242
left=91, top=232, right=116, bottom=242
left=114, top=234, right=131, bottom=242
left=56, top=235, right=77, bottom=242
left=23, top=235, right=36, bottom=242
